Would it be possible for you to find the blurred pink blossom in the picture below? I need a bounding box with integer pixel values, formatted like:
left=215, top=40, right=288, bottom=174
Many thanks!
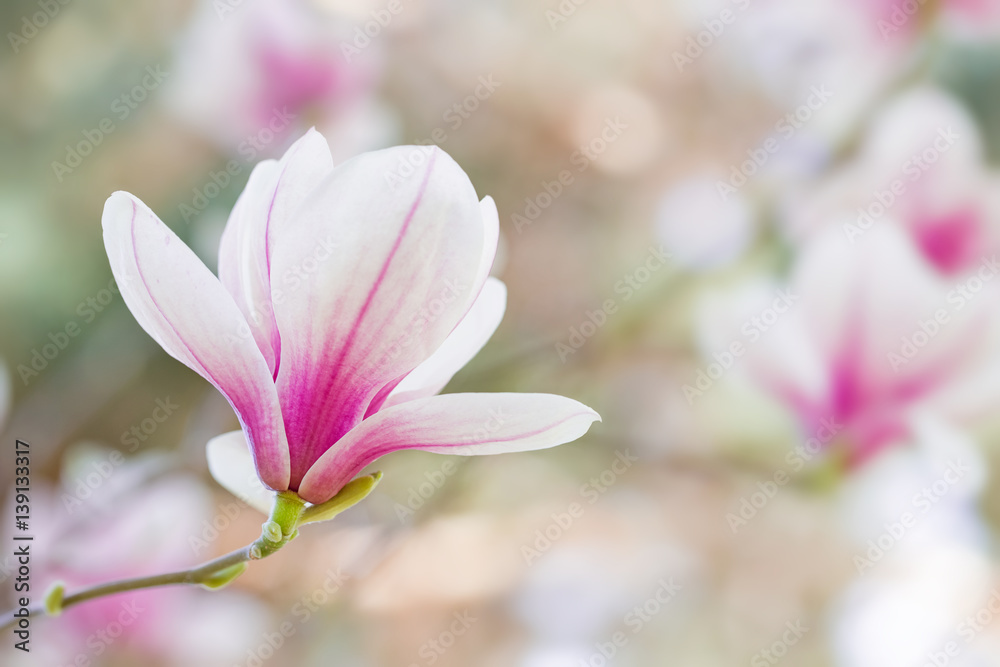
left=857, top=0, right=1000, bottom=40
left=165, top=0, right=392, bottom=160
left=697, top=225, right=996, bottom=465
left=786, top=88, right=1000, bottom=278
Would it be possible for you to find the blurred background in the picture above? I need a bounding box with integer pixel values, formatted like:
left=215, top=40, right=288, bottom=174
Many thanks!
left=5, top=0, right=1000, bottom=665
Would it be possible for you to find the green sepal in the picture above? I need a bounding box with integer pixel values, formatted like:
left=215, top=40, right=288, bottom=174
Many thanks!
left=200, top=562, right=249, bottom=590
left=300, top=472, right=382, bottom=525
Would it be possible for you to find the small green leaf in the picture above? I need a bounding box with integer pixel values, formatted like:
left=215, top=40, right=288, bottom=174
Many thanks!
left=200, top=562, right=249, bottom=590
left=301, top=472, right=382, bottom=525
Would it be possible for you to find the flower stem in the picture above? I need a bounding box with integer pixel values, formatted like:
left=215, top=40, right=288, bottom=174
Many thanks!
left=0, top=491, right=308, bottom=632
left=0, top=544, right=253, bottom=631
left=0, top=473, right=381, bottom=632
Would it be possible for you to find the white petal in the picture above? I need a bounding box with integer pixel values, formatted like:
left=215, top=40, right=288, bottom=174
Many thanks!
left=218, top=159, right=280, bottom=371
left=473, top=196, right=500, bottom=295
left=206, top=431, right=275, bottom=515
left=385, top=277, right=507, bottom=408
left=103, top=191, right=290, bottom=490
left=218, top=129, right=334, bottom=376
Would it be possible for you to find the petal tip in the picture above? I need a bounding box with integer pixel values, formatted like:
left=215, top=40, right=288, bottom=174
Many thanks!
left=577, top=405, right=601, bottom=429
left=102, top=191, right=137, bottom=223
left=479, top=195, right=498, bottom=218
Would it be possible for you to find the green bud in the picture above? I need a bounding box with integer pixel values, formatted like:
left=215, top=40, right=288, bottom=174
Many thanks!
left=261, top=520, right=282, bottom=543
left=200, top=562, right=249, bottom=590
left=43, top=581, right=65, bottom=616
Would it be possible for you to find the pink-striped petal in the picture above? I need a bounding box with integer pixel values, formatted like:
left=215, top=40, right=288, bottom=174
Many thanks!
left=384, top=277, right=507, bottom=408
left=270, top=145, right=487, bottom=487
left=218, top=159, right=279, bottom=371
left=298, top=393, right=600, bottom=503
left=365, top=200, right=500, bottom=416
left=218, top=129, right=334, bottom=376
left=103, top=191, right=290, bottom=490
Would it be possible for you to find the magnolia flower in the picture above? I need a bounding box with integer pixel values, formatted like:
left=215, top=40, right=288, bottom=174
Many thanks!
left=696, top=225, right=992, bottom=465
left=856, top=0, right=1000, bottom=41
left=102, top=130, right=599, bottom=506
left=785, top=87, right=1000, bottom=278
left=700, top=0, right=897, bottom=140
left=164, top=0, right=391, bottom=161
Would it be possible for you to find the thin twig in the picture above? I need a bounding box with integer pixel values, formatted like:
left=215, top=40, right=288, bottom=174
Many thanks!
left=0, top=545, right=253, bottom=632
